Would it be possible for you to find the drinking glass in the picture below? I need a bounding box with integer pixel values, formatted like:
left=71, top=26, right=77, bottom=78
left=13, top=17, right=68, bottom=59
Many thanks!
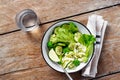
left=15, top=9, right=40, bottom=31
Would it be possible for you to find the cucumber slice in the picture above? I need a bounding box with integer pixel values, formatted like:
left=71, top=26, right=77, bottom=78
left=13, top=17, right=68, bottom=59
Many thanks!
left=68, top=43, right=75, bottom=50
left=57, top=43, right=66, bottom=46
left=49, top=49, right=60, bottom=62
left=55, top=46, right=62, bottom=55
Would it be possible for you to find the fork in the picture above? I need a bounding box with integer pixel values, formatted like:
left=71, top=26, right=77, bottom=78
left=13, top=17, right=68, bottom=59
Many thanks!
left=54, top=62, right=73, bottom=80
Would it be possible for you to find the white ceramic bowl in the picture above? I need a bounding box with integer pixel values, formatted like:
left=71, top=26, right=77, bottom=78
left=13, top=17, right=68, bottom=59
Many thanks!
left=41, top=20, right=94, bottom=73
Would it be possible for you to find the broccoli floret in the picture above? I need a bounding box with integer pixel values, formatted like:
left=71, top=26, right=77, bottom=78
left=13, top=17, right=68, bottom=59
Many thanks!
left=47, top=41, right=53, bottom=49
left=63, top=47, right=70, bottom=54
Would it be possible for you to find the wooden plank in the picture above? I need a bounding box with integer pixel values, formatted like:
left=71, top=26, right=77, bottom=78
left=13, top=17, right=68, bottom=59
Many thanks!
left=99, top=73, right=120, bottom=80
left=0, top=25, right=49, bottom=74
left=0, top=66, right=85, bottom=80
left=0, top=0, right=120, bottom=34
left=0, top=5, right=120, bottom=80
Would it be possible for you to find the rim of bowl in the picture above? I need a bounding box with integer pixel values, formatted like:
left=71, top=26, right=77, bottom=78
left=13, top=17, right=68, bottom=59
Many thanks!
left=41, top=19, right=94, bottom=73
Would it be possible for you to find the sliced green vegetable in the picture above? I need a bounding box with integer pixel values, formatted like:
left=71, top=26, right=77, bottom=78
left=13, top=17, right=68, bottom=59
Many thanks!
left=49, top=49, right=60, bottom=62
left=68, top=43, right=76, bottom=50
left=55, top=46, right=62, bottom=55
left=57, top=43, right=66, bottom=46
left=58, top=54, right=63, bottom=64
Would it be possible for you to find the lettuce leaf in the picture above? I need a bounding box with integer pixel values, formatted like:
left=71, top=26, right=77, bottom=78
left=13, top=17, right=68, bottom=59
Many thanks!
left=50, top=22, right=77, bottom=44
left=85, top=44, right=94, bottom=57
left=78, top=34, right=95, bottom=57
left=62, top=22, right=78, bottom=33
left=78, top=34, right=96, bottom=47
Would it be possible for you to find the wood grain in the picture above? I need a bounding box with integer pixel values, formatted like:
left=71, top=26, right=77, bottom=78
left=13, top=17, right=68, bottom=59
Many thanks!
left=0, top=25, right=48, bottom=74
left=0, top=66, right=85, bottom=80
left=0, top=6, right=120, bottom=80
left=99, top=73, right=120, bottom=80
left=0, top=5, right=120, bottom=80
left=0, top=0, right=120, bottom=34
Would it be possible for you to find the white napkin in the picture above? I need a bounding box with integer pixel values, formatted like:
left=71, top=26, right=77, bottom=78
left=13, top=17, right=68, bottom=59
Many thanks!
left=82, top=14, right=108, bottom=77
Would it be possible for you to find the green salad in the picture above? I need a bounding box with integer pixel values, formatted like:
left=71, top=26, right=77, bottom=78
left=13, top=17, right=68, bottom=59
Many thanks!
left=47, top=22, right=96, bottom=69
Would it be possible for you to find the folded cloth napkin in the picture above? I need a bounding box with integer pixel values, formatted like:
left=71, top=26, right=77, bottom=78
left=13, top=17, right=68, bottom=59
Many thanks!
left=82, top=14, right=108, bottom=77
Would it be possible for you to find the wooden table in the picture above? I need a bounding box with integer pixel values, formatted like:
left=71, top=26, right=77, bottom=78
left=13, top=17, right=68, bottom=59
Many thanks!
left=0, top=0, right=120, bottom=80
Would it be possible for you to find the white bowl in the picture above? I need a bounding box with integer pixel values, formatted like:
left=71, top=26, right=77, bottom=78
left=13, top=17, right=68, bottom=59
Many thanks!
left=41, top=20, right=94, bottom=73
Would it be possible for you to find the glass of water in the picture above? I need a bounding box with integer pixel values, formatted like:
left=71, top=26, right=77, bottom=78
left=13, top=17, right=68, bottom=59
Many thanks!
left=15, top=9, right=40, bottom=31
